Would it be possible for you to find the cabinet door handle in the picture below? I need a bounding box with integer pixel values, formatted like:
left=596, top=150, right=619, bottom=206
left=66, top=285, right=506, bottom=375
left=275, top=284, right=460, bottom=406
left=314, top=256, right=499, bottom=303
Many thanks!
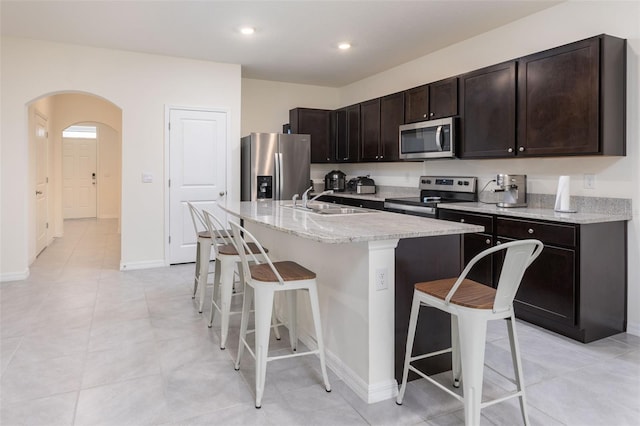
left=507, top=148, right=514, bottom=153
left=460, top=218, right=465, bottom=223
left=496, top=241, right=502, bottom=245
left=486, top=239, right=491, bottom=244
left=519, top=147, right=525, bottom=152
left=327, top=157, right=330, bottom=161
left=423, top=113, right=427, bottom=118
left=528, top=228, right=534, bottom=234
left=430, top=112, right=435, bottom=117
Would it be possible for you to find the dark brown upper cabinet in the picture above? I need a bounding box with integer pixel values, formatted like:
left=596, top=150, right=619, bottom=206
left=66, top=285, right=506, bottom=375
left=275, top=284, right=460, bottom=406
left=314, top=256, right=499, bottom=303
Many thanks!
left=333, top=104, right=360, bottom=163
left=404, top=85, right=429, bottom=123
left=459, top=61, right=517, bottom=159
left=289, top=108, right=333, bottom=163
left=517, top=34, right=626, bottom=157
left=404, top=77, right=458, bottom=124
left=360, top=92, right=404, bottom=162
left=360, top=98, right=381, bottom=162
left=380, top=92, right=404, bottom=161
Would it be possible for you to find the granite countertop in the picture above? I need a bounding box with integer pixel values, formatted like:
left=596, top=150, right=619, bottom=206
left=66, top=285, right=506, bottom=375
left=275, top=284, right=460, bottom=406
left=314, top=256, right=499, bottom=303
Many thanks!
left=220, top=200, right=482, bottom=244
left=321, top=187, right=632, bottom=225
left=438, top=202, right=632, bottom=224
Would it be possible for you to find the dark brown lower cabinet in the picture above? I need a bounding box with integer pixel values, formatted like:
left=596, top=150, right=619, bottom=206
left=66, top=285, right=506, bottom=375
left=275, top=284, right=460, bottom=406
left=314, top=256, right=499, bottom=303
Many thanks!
left=438, top=210, right=495, bottom=287
left=439, top=209, right=627, bottom=343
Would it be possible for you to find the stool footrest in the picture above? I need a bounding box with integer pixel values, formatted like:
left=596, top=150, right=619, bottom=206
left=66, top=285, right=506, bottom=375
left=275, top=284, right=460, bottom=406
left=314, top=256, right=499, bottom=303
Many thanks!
left=408, top=365, right=463, bottom=403
left=409, top=347, right=452, bottom=363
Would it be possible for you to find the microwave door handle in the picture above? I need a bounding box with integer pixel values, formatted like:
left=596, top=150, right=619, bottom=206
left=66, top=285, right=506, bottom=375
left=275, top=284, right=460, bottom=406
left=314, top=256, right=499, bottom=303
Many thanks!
left=435, top=125, right=443, bottom=151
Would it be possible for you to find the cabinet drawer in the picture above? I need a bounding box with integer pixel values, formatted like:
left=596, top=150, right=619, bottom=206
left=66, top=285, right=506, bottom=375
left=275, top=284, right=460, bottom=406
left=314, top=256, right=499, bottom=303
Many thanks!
left=497, top=217, right=576, bottom=247
left=438, top=210, right=493, bottom=233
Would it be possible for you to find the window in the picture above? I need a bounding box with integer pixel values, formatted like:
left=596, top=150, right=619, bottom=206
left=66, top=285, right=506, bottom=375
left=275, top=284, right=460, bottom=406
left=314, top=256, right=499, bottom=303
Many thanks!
left=62, top=125, right=97, bottom=139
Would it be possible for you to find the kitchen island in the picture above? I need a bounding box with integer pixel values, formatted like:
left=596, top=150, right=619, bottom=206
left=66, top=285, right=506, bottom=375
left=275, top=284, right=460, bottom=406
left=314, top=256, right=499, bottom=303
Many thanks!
left=220, top=200, right=482, bottom=403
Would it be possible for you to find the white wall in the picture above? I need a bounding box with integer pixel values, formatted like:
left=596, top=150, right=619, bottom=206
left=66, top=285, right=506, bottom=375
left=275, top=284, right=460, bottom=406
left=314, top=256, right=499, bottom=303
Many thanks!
left=96, top=123, right=121, bottom=220
left=1, top=37, right=241, bottom=277
left=241, top=78, right=339, bottom=136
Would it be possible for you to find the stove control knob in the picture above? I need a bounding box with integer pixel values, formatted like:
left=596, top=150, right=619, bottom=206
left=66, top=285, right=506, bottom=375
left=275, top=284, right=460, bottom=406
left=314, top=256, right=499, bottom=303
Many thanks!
left=457, top=180, right=463, bottom=185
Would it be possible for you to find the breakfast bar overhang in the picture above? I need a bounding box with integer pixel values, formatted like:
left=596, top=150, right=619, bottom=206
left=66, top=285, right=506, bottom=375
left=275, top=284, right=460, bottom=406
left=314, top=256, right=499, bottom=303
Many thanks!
left=221, top=200, right=482, bottom=403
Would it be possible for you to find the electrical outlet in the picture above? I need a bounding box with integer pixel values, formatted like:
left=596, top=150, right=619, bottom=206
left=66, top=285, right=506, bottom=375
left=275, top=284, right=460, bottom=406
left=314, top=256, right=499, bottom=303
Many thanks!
left=375, top=267, right=388, bottom=291
left=584, top=174, right=596, bottom=190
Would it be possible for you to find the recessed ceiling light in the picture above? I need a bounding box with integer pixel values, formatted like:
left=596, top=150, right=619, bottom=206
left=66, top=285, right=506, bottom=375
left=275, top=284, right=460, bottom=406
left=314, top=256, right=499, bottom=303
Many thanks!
left=240, top=27, right=255, bottom=35
left=338, top=42, right=351, bottom=50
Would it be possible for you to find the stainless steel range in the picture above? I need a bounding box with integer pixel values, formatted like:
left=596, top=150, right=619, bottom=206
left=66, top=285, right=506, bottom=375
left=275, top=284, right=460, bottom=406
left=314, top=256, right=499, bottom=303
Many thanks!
left=384, top=176, right=477, bottom=218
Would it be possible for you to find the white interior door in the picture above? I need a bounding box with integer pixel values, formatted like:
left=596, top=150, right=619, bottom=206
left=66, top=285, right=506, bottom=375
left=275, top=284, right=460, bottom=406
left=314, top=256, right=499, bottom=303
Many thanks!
left=168, top=108, right=227, bottom=264
left=63, top=138, right=97, bottom=218
left=35, top=113, right=48, bottom=255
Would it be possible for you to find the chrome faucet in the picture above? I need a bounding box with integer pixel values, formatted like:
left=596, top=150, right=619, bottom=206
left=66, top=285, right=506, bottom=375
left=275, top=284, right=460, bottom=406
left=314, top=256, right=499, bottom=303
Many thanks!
left=301, top=185, right=314, bottom=208
left=309, top=190, right=334, bottom=205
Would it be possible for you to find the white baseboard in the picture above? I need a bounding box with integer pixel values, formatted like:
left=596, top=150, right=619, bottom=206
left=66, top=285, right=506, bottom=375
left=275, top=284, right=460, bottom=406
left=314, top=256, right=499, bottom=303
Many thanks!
left=120, top=260, right=166, bottom=271
left=0, top=268, right=30, bottom=282
left=298, top=333, right=398, bottom=404
left=626, top=320, right=640, bottom=337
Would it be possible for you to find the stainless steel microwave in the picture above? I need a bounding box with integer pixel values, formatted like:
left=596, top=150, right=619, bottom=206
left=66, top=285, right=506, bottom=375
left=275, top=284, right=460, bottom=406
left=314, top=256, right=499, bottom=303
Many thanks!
left=399, top=117, right=456, bottom=160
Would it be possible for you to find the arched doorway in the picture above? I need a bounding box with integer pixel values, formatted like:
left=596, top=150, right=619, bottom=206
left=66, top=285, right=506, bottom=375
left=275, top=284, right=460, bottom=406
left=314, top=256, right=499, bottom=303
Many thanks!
left=28, top=92, right=122, bottom=262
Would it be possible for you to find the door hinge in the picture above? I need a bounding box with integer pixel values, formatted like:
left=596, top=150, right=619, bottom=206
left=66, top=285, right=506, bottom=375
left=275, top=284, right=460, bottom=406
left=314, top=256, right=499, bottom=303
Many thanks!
left=168, top=179, right=171, bottom=188
left=168, top=236, right=171, bottom=244
left=46, top=222, right=49, bottom=229
left=46, top=177, right=49, bottom=183
left=168, top=122, right=171, bottom=131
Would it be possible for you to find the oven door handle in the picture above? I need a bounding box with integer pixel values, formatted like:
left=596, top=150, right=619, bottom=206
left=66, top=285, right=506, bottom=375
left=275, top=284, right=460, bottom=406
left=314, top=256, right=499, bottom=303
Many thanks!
left=384, top=202, right=436, bottom=216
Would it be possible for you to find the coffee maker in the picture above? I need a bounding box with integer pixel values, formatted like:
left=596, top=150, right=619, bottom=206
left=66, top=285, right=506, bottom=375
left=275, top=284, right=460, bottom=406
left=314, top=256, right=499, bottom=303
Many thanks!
left=495, top=174, right=527, bottom=207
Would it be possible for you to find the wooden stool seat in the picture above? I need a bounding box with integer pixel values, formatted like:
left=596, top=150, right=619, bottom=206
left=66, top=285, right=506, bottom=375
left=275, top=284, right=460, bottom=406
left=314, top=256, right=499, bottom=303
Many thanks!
left=250, top=261, right=316, bottom=283
left=218, top=242, right=264, bottom=256
left=415, top=278, right=496, bottom=309
left=198, top=230, right=212, bottom=239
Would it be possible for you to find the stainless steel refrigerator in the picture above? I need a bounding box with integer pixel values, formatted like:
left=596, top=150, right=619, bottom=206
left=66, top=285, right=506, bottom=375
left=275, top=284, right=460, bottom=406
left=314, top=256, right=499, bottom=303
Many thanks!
left=241, top=133, right=311, bottom=201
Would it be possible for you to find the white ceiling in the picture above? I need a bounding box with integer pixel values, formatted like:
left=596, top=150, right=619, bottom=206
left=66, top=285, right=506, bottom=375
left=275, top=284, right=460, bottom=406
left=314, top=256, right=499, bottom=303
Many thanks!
left=0, top=0, right=562, bottom=87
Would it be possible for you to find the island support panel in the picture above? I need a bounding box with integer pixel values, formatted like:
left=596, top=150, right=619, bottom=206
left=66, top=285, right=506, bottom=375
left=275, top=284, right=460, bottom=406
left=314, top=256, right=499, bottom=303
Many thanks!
left=245, top=222, right=400, bottom=403
left=394, top=235, right=463, bottom=382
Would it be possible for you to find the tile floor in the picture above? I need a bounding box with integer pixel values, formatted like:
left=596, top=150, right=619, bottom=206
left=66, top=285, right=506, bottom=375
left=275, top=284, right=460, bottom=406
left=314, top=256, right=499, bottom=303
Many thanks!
left=1, top=218, right=639, bottom=426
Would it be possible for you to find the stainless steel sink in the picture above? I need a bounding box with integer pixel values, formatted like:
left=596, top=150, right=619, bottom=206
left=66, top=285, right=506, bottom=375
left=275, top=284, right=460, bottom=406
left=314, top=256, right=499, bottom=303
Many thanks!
left=282, top=202, right=374, bottom=215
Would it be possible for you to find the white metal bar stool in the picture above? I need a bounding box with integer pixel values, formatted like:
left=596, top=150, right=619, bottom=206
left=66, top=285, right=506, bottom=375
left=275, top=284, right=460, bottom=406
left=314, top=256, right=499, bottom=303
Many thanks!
left=229, top=220, right=331, bottom=408
left=396, top=239, right=543, bottom=426
left=186, top=202, right=214, bottom=313
left=203, top=210, right=280, bottom=349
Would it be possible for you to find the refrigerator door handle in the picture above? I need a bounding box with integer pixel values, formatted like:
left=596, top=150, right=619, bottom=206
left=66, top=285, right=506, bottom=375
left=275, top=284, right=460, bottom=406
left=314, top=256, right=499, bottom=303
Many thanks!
left=273, top=152, right=279, bottom=200
left=277, top=152, right=284, bottom=199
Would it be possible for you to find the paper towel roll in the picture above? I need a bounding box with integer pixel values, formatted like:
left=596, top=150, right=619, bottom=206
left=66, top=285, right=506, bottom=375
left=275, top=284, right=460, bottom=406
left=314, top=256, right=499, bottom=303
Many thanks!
left=554, top=176, right=574, bottom=212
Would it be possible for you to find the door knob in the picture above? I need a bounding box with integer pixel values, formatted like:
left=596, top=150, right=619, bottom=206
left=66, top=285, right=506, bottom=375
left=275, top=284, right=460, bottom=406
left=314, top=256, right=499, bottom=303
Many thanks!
left=219, top=191, right=226, bottom=196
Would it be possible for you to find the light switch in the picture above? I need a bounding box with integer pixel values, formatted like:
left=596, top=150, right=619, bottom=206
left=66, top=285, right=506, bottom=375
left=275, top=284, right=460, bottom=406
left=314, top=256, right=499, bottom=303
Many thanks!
left=142, top=173, right=153, bottom=183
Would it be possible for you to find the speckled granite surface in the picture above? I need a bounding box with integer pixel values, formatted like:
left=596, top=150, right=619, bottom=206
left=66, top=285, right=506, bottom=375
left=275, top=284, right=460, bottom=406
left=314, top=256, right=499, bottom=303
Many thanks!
left=438, top=201, right=631, bottom=224
left=318, top=187, right=632, bottom=225
left=220, top=200, right=482, bottom=244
